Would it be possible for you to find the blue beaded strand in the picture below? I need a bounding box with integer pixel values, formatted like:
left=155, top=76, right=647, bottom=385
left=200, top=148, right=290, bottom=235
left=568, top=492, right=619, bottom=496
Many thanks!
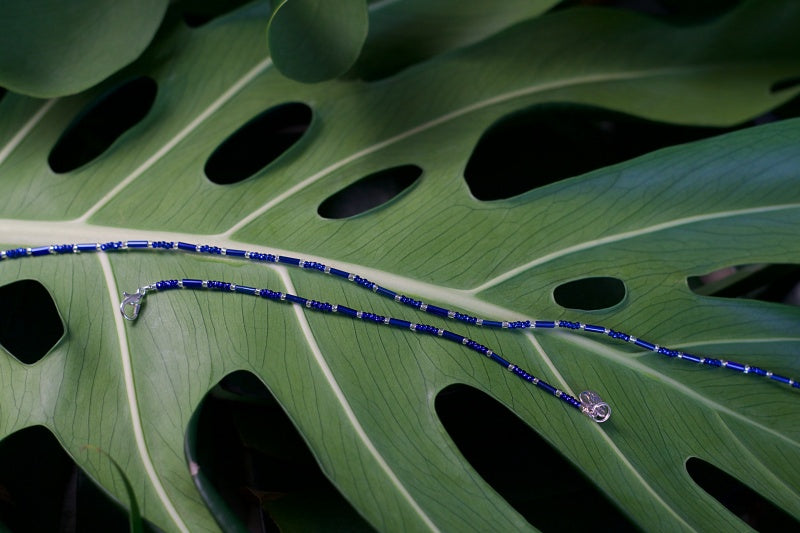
left=3, top=239, right=798, bottom=392
left=132, top=277, right=589, bottom=416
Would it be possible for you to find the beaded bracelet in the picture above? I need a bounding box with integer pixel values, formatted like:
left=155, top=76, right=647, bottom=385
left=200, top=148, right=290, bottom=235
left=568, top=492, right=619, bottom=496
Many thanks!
left=3, top=240, right=799, bottom=423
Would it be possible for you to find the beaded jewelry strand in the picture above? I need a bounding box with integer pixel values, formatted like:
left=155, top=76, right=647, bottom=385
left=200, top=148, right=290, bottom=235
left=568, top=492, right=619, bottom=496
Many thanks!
left=3, top=240, right=798, bottom=422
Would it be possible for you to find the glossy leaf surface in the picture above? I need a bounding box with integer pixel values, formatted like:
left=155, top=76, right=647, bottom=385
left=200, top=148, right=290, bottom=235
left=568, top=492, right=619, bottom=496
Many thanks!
left=0, top=2, right=798, bottom=531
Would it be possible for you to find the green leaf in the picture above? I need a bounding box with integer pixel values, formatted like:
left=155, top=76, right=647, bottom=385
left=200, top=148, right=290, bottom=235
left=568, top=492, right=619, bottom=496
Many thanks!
left=351, top=0, right=561, bottom=80
left=268, top=0, right=369, bottom=82
left=0, top=0, right=168, bottom=98
left=1, top=1, right=799, bottom=531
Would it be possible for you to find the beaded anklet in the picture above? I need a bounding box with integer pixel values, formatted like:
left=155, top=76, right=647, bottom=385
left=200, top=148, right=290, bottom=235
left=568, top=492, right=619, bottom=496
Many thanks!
left=3, top=240, right=799, bottom=422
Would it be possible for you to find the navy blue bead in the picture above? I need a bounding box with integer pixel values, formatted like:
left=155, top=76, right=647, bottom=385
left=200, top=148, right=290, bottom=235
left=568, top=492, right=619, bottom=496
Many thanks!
left=441, top=331, right=463, bottom=342
left=182, top=279, right=203, bottom=289
left=725, top=361, right=746, bottom=372
left=488, top=353, right=510, bottom=367
left=77, top=243, right=98, bottom=252
left=557, top=321, right=581, bottom=330
left=234, top=285, right=257, bottom=295
left=375, top=286, right=396, bottom=299
left=329, top=268, right=349, bottom=278
left=793, top=381, right=800, bottom=389
left=337, top=305, right=357, bottom=317
left=5, top=247, right=23, bottom=258
left=177, top=242, right=196, bottom=251
left=536, top=381, right=557, bottom=395
left=534, top=321, right=556, bottom=328
left=388, top=318, right=411, bottom=329
left=770, top=374, right=792, bottom=384
left=681, top=354, right=702, bottom=363
left=583, top=324, right=605, bottom=333
left=285, top=294, right=305, bottom=305
left=704, top=359, right=723, bottom=367
left=278, top=256, right=301, bottom=266
left=750, top=367, right=767, bottom=376
left=426, top=305, right=449, bottom=317
left=53, top=244, right=73, bottom=254
left=225, top=248, right=246, bottom=257
left=31, top=246, right=51, bottom=256
left=634, top=338, right=656, bottom=350
left=481, top=320, right=504, bottom=328
left=126, top=240, right=149, bottom=248
left=100, top=241, right=123, bottom=251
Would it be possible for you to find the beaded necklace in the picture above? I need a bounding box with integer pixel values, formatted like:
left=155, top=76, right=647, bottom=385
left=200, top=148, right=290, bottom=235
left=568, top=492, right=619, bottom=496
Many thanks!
left=3, top=239, right=798, bottom=423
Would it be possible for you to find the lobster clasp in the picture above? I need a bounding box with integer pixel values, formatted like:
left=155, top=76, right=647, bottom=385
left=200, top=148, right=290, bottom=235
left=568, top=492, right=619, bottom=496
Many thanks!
left=120, top=289, right=146, bottom=321
left=579, top=390, right=611, bottom=423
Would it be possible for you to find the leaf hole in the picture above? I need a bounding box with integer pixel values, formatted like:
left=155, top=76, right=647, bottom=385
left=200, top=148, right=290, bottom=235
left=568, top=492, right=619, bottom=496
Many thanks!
left=0, top=426, right=157, bottom=532
left=688, top=264, right=800, bottom=306
left=686, top=457, right=799, bottom=531
left=204, top=102, right=312, bottom=185
left=317, top=164, right=422, bottom=219
left=463, top=103, right=731, bottom=201
left=180, top=0, right=255, bottom=27
left=185, top=370, right=373, bottom=531
left=0, top=279, right=64, bottom=364
left=435, top=384, right=637, bottom=532
left=771, top=76, right=800, bottom=94
left=47, top=76, right=157, bottom=174
left=553, top=277, right=626, bottom=311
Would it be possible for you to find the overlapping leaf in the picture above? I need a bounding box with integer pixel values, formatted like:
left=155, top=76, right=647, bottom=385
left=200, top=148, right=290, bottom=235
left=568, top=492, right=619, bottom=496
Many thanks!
left=0, top=1, right=798, bottom=531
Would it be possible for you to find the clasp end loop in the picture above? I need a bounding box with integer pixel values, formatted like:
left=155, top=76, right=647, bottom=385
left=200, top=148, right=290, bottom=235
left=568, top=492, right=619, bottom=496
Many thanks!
left=120, top=289, right=145, bottom=321
left=579, top=390, right=610, bottom=423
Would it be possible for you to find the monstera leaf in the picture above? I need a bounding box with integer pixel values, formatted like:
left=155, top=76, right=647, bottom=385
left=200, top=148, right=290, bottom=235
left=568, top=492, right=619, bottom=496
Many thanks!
left=1, top=1, right=799, bottom=531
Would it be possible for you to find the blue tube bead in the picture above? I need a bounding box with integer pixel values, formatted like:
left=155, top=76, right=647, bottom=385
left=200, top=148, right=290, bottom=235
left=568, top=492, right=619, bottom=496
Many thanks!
left=31, top=246, right=51, bottom=256
left=337, top=305, right=358, bottom=317
left=375, top=287, right=396, bottom=299
left=488, top=353, right=511, bottom=367
left=482, top=320, right=504, bottom=328
left=278, top=256, right=301, bottom=266
left=534, top=321, right=556, bottom=328
left=329, top=268, right=350, bottom=278
left=426, top=305, right=449, bottom=317
left=536, top=381, right=557, bottom=395
left=182, top=279, right=203, bottom=289
left=285, top=294, right=305, bottom=305
left=126, top=240, right=149, bottom=248
left=681, top=354, right=702, bottom=363
left=177, top=242, right=196, bottom=251
left=234, top=285, right=257, bottom=295
left=225, top=248, right=246, bottom=257
left=583, top=324, right=606, bottom=333
left=634, top=338, right=656, bottom=351
left=388, top=318, right=411, bottom=329
left=725, top=361, right=746, bottom=372
left=76, top=243, right=98, bottom=252
left=770, top=374, right=792, bottom=385
left=441, top=331, right=464, bottom=343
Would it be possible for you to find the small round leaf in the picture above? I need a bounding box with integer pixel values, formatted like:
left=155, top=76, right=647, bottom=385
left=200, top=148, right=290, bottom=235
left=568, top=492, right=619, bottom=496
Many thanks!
left=268, top=0, right=368, bottom=83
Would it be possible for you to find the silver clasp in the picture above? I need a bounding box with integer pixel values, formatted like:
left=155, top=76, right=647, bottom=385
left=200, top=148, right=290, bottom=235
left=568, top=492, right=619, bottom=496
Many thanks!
left=579, top=390, right=610, bottom=423
left=120, top=288, right=147, bottom=321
